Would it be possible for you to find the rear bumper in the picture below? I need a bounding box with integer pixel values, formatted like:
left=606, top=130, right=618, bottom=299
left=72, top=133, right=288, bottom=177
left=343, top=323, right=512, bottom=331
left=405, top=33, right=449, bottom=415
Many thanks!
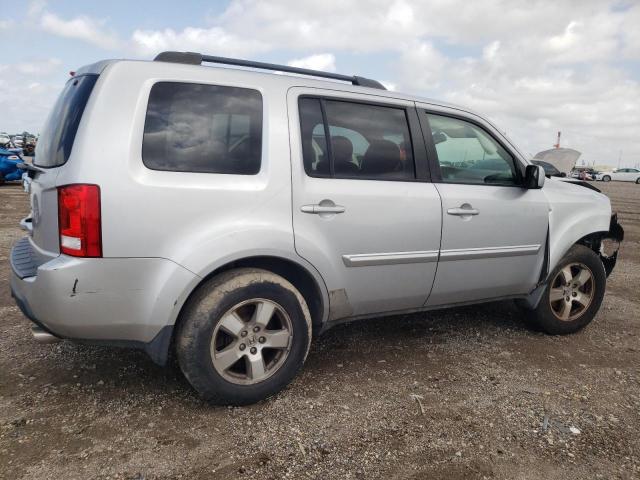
left=10, top=236, right=198, bottom=364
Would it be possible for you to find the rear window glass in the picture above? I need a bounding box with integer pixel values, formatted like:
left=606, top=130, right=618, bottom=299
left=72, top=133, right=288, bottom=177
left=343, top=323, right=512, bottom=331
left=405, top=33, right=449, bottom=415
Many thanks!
left=35, top=74, right=98, bottom=168
left=142, top=82, right=262, bottom=174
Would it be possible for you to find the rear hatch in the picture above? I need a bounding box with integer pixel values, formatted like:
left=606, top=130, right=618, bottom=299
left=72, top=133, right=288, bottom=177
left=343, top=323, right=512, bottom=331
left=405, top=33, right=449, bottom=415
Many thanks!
left=27, top=74, right=98, bottom=254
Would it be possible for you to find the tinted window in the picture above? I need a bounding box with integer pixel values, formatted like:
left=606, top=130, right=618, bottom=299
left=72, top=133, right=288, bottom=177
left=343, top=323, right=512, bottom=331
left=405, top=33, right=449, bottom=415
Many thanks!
left=35, top=74, right=98, bottom=167
left=143, top=82, right=262, bottom=174
left=427, top=113, right=519, bottom=186
left=300, top=98, right=415, bottom=180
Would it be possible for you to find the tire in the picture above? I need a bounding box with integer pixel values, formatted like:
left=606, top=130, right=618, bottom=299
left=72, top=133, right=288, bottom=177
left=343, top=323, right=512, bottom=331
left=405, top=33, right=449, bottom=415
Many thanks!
left=602, top=175, right=611, bottom=182
left=529, top=245, right=606, bottom=335
left=0, top=173, right=4, bottom=186
left=635, top=177, right=640, bottom=184
left=176, top=268, right=312, bottom=405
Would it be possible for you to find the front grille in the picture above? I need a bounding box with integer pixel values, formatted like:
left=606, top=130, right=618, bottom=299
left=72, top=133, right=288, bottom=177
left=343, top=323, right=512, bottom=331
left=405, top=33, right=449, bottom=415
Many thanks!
left=10, top=237, right=39, bottom=278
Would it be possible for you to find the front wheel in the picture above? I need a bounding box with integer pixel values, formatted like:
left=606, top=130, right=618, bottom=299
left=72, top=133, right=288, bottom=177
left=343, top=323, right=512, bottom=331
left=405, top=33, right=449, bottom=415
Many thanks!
left=635, top=177, right=640, bottom=184
left=602, top=175, right=611, bottom=182
left=529, top=245, right=606, bottom=335
left=176, top=268, right=312, bottom=405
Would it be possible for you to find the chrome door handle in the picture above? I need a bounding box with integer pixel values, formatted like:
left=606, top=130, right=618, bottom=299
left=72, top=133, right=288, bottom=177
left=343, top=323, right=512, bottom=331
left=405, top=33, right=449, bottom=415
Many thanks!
left=447, top=206, right=479, bottom=216
left=301, top=204, right=346, bottom=214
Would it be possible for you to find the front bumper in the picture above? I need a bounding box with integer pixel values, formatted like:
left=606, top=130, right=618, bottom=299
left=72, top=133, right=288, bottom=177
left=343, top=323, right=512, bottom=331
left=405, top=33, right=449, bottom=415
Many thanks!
left=10, top=236, right=198, bottom=364
left=600, top=213, right=624, bottom=276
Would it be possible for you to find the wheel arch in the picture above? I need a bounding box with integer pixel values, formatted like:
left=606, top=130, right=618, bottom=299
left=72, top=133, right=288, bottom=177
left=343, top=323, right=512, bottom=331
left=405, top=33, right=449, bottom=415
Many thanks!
left=174, top=254, right=329, bottom=338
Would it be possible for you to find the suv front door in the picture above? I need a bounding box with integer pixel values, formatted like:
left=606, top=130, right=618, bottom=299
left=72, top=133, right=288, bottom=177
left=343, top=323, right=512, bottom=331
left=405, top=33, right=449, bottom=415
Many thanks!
left=417, top=106, right=549, bottom=306
left=288, top=89, right=441, bottom=318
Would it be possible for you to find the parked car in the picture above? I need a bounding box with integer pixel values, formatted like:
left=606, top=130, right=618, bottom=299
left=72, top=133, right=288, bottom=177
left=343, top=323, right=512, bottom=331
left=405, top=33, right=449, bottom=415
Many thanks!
left=12, top=135, right=24, bottom=147
left=532, top=160, right=566, bottom=177
left=22, top=138, right=36, bottom=157
left=0, top=148, right=23, bottom=184
left=571, top=168, right=595, bottom=180
left=0, top=132, right=11, bottom=148
left=595, top=168, right=640, bottom=183
left=10, top=52, right=624, bottom=405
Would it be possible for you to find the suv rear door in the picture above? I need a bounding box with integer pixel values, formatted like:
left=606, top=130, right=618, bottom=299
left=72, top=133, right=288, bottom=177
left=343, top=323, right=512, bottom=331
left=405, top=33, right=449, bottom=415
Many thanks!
left=26, top=74, right=98, bottom=254
left=288, top=88, right=441, bottom=318
left=417, top=105, right=549, bottom=306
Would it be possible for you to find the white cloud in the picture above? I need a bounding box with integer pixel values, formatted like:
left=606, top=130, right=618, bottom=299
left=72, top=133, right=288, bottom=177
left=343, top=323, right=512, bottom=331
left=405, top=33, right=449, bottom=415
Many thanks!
left=13, top=58, right=62, bottom=75
left=0, top=60, right=62, bottom=134
left=287, top=53, right=336, bottom=72
left=0, top=19, right=12, bottom=30
left=131, top=27, right=268, bottom=57
left=5, top=0, right=639, bottom=167
left=40, top=12, right=122, bottom=50
left=27, top=0, right=46, bottom=18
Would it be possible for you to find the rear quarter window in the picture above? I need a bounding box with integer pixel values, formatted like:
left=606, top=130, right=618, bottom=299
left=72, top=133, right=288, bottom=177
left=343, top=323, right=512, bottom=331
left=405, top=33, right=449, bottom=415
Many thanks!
left=142, top=82, right=263, bottom=175
left=35, top=74, right=98, bottom=168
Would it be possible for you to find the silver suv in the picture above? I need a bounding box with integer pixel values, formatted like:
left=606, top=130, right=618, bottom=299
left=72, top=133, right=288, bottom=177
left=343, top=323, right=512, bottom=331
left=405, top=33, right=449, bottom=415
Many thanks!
left=10, top=52, right=624, bottom=405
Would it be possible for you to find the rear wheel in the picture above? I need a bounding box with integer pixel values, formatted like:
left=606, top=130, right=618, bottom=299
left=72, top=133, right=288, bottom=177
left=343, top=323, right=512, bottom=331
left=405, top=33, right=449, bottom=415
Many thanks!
left=529, top=245, right=606, bottom=335
left=602, top=175, right=611, bottom=182
left=635, top=177, right=640, bottom=184
left=176, top=268, right=312, bottom=405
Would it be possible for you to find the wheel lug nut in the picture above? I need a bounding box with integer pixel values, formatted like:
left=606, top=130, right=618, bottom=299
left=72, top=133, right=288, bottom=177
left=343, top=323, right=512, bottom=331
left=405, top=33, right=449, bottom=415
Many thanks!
left=572, top=292, right=577, bottom=297
left=240, top=331, right=248, bottom=337
left=259, top=336, right=266, bottom=344
left=566, top=296, right=570, bottom=301
left=253, top=326, right=260, bottom=333
left=239, top=343, right=246, bottom=351
left=250, top=347, right=257, bottom=354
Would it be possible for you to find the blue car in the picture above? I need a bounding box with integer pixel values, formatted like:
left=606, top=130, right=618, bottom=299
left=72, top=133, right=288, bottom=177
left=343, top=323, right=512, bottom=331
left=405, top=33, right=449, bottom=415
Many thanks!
left=0, top=148, right=23, bottom=184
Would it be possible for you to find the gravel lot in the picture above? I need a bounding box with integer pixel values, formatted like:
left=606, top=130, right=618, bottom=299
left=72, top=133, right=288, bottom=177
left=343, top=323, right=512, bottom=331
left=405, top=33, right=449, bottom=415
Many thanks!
left=1, top=180, right=639, bottom=479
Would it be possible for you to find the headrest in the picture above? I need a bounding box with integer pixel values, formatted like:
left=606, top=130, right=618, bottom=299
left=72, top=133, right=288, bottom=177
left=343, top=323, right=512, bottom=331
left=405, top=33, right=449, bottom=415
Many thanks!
left=331, top=136, right=353, bottom=163
left=360, top=140, right=401, bottom=175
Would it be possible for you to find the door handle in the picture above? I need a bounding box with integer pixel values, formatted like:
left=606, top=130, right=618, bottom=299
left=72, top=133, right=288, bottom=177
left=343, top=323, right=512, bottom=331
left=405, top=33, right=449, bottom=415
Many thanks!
left=301, top=204, right=346, bottom=214
left=301, top=199, right=346, bottom=215
left=447, top=205, right=479, bottom=216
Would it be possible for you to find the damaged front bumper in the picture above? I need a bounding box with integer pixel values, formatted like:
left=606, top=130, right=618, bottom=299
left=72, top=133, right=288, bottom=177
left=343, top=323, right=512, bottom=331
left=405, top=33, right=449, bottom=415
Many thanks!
left=600, top=213, right=624, bottom=276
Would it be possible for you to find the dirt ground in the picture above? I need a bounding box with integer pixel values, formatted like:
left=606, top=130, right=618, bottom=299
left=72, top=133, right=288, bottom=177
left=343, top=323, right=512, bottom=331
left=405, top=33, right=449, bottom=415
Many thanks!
left=1, top=180, right=638, bottom=480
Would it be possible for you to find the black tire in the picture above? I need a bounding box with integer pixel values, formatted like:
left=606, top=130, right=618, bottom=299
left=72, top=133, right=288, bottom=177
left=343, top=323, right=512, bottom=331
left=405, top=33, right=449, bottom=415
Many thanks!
left=529, top=245, right=606, bottom=335
left=603, top=175, right=611, bottom=182
left=0, top=173, right=4, bottom=186
left=635, top=177, right=640, bottom=184
left=176, top=268, right=312, bottom=405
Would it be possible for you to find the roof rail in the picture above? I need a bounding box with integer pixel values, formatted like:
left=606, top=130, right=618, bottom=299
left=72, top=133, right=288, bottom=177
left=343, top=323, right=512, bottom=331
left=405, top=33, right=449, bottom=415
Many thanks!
left=153, top=51, right=387, bottom=90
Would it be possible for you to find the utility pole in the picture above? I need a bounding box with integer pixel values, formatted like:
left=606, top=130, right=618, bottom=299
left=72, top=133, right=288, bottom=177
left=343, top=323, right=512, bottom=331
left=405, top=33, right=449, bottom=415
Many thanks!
left=618, top=150, right=622, bottom=169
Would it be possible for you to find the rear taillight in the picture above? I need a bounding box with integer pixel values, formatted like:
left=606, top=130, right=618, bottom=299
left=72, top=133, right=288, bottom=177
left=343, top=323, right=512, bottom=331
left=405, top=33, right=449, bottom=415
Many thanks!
left=57, top=184, right=102, bottom=257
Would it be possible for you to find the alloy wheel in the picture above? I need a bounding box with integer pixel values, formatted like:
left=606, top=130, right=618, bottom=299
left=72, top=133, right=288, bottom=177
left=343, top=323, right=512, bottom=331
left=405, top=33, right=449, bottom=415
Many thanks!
left=210, top=298, right=293, bottom=385
left=548, top=263, right=595, bottom=321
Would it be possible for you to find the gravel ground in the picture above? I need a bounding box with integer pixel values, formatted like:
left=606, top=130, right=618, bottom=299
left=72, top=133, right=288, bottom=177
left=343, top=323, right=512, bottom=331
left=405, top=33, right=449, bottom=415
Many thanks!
left=1, top=180, right=639, bottom=480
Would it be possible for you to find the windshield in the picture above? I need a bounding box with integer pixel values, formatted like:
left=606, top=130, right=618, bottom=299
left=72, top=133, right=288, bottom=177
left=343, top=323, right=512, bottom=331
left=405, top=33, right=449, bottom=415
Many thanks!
left=35, top=74, right=98, bottom=168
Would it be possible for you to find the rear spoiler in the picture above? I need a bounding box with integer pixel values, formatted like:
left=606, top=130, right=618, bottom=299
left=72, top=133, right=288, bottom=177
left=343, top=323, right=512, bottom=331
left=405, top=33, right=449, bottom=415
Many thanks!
left=17, top=162, right=45, bottom=178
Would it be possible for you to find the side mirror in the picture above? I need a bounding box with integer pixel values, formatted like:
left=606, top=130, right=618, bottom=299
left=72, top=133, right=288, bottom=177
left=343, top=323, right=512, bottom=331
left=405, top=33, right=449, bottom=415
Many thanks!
left=524, top=164, right=545, bottom=189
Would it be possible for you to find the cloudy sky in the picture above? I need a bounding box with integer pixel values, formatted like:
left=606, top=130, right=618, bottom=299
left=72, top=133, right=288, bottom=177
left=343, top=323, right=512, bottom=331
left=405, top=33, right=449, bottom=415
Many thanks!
left=1, top=0, right=639, bottom=167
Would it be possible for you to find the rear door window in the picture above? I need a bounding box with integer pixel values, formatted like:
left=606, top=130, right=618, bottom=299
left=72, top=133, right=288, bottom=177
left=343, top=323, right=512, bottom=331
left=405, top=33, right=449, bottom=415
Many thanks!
left=35, top=74, right=98, bottom=168
left=143, top=82, right=263, bottom=175
left=299, top=98, right=415, bottom=181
